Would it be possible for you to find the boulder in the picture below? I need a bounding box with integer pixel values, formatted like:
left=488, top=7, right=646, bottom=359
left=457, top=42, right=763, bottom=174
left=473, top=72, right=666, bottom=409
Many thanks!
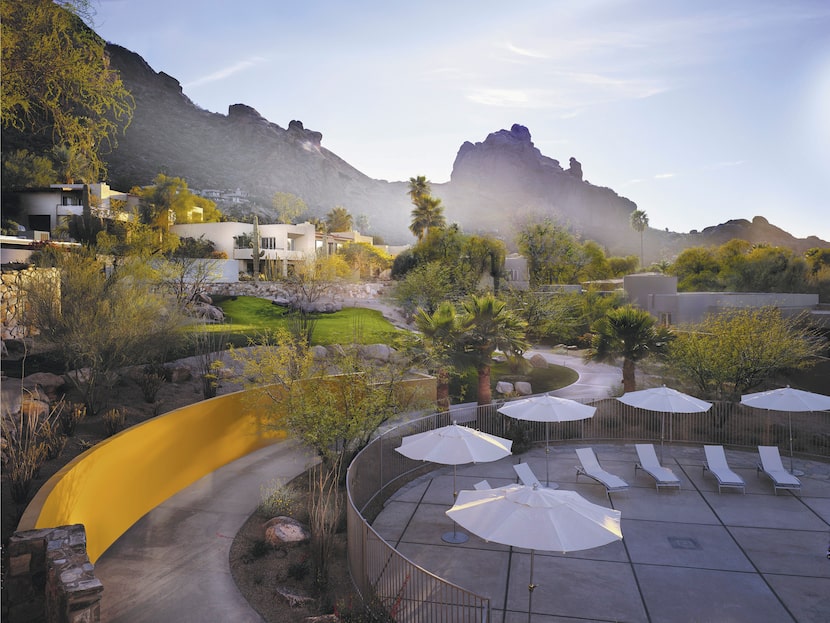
left=22, top=372, right=66, bottom=399
left=515, top=382, right=533, bottom=396
left=311, top=345, right=329, bottom=360
left=360, top=343, right=393, bottom=362
left=495, top=381, right=514, bottom=395
left=0, top=378, right=23, bottom=414
left=529, top=354, right=548, bottom=368
left=169, top=365, right=192, bottom=383
left=192, top=303, right=224, bottom=322
left=264, top=516, right=310, bottom=545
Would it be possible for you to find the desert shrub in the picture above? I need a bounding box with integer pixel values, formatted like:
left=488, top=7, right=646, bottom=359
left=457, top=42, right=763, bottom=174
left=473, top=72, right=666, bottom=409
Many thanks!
left=2, top=411, right=48, bottom=503
left=247, top=539, right=271, bottom=561
left=259, top=478, right=299, bottom=517
left=40, top=417, right=67, bottom=460
left=102, top=408, right=125, bottom=436
left=59, top=401, right=86, bottom=436
left=287, top=557, right=310, bottom=581
left=140, top=364, right=167, bottom=403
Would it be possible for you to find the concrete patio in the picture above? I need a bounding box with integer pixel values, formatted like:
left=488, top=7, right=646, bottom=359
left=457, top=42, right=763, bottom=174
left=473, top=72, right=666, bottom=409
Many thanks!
left=372, top=443, right=830, bottom=622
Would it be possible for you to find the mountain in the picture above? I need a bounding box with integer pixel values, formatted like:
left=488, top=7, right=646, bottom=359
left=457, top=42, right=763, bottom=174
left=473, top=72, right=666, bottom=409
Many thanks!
left=8, top=33, right=827, bottom=254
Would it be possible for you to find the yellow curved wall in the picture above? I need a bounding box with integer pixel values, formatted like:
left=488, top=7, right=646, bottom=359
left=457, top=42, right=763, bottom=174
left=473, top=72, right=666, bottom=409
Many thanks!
left=18, top=390, right=285, bottom=563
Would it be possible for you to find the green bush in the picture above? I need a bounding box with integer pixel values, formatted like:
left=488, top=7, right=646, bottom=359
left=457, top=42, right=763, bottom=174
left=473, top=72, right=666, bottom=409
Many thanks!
left=259, top=479, right=299, bottom=517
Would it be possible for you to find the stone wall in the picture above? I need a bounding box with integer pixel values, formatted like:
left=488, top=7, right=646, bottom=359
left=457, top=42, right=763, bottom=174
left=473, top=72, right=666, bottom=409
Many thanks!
left=1, top=266, right=59, bottom=340
left=7, top=524, right=103, bottom=623
left=205, top=279, right=388, bottom=302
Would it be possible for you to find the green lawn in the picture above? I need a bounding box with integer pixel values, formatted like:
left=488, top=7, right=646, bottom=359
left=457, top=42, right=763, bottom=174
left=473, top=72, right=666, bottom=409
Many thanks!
left=211, top=296, right=403, bottom=346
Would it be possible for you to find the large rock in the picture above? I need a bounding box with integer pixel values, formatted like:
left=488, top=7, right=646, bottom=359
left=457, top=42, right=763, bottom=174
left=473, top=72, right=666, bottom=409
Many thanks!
left=22, top=372, right=66, bottom=399
left=495, top=381, right=514, bottom=395
left=515, top=382, right=533, bottom=396
left=359, top=343, right=394, bottom=362
left=529, top=354, right=548, bottom=368
left=263, top=516, right=310, bottom=545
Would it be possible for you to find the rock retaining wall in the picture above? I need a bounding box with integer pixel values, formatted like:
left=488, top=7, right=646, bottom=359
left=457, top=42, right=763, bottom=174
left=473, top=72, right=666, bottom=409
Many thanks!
left=7, top=524, right=103, bottom=623
left=204, top=280, right=388, bottom=302
left=1, top=266, right=59, bottom=340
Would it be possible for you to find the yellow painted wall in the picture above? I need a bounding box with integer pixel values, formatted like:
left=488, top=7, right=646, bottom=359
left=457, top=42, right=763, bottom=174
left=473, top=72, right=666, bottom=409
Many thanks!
left=17, top=391, right=285, bottom=563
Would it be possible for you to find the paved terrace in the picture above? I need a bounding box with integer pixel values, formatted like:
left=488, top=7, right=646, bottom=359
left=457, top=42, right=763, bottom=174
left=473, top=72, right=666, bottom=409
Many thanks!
left=372, top=443, right=830, bottom=622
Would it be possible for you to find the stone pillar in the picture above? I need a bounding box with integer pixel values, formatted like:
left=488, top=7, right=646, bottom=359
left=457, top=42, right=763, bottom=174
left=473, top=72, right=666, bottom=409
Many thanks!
left=7, top=525, right=103, bottom=623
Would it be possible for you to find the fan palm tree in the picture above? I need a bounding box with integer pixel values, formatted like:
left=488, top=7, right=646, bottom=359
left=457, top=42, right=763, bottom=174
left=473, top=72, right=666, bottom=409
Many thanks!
left=459, top=294, right=528, bottom=405
left=413, top=301, right=461, bottom=410
left=409, top=195, right=446, bottom=241
left=587, top=305, right=672, bottom=392
left=629, top=210, right=649, bottom=269
left=325, top=206, right=353, bottom=232
left=407, top=175, right=430, bottom=203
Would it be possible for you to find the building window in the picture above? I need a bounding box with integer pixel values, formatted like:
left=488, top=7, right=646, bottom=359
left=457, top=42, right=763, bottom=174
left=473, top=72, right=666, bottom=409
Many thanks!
left=286, top=238, right=294, bottom=251
left=659, top=313, right=672, bottom=326
left=261, top=237, right=276, bottom=250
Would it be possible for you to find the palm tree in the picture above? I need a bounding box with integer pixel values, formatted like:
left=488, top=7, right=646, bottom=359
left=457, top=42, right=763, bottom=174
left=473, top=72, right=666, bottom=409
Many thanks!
left=459, top=294, right=528, bottom=405
left=413, top=301, right=461, bottom=411
left=587, top=305, right=672, bottom=392
left=409, top=195, right=446, bottom=241
left=407, top=175, right=430, bottom=203
left=629, top=210, right=649, bottom=269
left=325, top=206, right=353, bottom=232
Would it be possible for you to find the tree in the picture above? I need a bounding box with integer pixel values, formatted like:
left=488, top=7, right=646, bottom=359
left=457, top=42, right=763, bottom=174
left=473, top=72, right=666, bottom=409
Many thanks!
left=517, top=219, right=586, bottom=287
left=1, top=148, right=57, bottom=188
left=667, top=308, right=824, bottom=399
left=325, top=206, right=353, bottom=232
left=233, top=330, right=418, bottom=585
left=339, top=242, right=391, bottom=279
left=407, top=175, right=430, bottom=203
left=409, top=195, right=446, bottom=241
left=671, top=246, right=722, bottom=291
left=587, top=305, right=673, bottom=392
left=24, top=248, right=185, bottom=413
left=413, top=302, right=462, bottom=410
left=131, top=174, right=221, bottom=227
left=1, top=0, right=134, bottom=181
left=271, top=192, right=306, bottom=224
left=458, top=294, right=528, bottom=405
left=629, top=210, right=649, bottom=268
left=282, top=254, right=351, bottom=343
left=392, top=261, right=455, bottom=318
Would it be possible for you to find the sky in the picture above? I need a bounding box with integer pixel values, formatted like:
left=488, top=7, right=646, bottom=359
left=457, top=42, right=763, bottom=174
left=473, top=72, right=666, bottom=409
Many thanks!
left=91, top=0, right=830, bottom=241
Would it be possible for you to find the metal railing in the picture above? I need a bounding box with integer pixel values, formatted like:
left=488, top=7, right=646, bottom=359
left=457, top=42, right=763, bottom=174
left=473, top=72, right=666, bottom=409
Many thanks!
left=346, top=397, right=829, bottom=621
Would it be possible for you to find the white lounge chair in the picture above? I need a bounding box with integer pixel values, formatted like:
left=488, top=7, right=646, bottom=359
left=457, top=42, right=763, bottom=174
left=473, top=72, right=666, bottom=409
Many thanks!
left=702, top=445, right=746, bottom=494
left=757, top=446, right=801, bottom=495
left=575, top=448, right=629, bottom=498
left=473, top=479, right=491, bottom=491
left=634, top=444, right=681, bottom=490
left=513, top=462, right=545, bottom=488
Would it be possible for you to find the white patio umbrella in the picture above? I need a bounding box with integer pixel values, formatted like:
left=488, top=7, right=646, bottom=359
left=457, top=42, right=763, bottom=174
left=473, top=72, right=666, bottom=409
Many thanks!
left=498, top=394, right=596, bottom=487
left=741, top=386, right=830, bottom=472
left=617, top=385, right=712, bottom=460
left=447, top=484, right=622, bottom=623
left=396, top=423, right=512, bottom=543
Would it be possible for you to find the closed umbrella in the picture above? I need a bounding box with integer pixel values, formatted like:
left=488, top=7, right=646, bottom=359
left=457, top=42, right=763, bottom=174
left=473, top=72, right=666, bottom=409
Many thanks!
left=447, top=484, right=622, bottom=622
left=617, top=385, right=712, bottom=460
left=396, top=423, right=512, bottom=543
left=498, top=394, right=596, bottom=486
left=741, top=386, right=830, bottom=472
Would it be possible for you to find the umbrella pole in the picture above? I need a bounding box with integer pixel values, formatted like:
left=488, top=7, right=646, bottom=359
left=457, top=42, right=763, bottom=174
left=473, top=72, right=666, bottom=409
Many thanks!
left=442, top=464, right=468, bottom=544
left=660, top=412, right=665, bottom=463
left=788, top=412, right=794, bottom=473
left=527, top=549, right=536, bottom=623
left=545, top=422, right=550, bottom=487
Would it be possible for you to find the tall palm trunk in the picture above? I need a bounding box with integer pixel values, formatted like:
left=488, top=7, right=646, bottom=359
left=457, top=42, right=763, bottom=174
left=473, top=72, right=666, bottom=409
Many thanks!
left=477, top=363, right=492, bottom=405
left=437, top=368, right=450, bottom=411
left=622, top=358, right=637, bottom=393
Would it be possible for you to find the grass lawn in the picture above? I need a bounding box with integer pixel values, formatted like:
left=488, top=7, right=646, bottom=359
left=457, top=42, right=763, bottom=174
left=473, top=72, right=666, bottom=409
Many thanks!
left=210, top=295, right=403, bottom=346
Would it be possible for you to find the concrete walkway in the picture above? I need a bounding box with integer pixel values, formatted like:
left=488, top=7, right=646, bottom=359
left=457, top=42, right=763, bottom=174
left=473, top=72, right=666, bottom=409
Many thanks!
left=94, top=439, right=316, bottom=622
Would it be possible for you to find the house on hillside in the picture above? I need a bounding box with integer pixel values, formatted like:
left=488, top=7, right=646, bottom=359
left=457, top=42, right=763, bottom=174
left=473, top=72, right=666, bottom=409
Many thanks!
left=2, top=183, right=137, bottom=236
left=172, top=221, right=317, bottom=279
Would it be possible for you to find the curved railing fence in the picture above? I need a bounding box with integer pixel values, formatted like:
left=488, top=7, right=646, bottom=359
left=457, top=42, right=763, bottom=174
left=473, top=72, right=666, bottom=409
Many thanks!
left=346, top=397, right=829, bottom=622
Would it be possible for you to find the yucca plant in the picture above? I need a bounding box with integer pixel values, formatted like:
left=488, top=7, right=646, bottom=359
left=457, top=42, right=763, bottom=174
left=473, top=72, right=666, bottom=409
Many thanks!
left=2, top=409, right=48, bottom=503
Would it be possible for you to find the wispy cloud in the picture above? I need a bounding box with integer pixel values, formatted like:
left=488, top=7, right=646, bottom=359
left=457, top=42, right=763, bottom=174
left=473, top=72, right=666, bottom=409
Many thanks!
left=654, top=173, right=676, bottom=179
left=503, top=42, right=548, bottom=59
left=184, top=56, right=266, bottom=88
left=706, top=160, right=746, bottom=169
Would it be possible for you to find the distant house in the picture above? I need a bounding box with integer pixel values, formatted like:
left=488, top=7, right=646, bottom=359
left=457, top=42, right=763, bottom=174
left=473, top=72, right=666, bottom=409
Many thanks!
left=172, top=221, right=317, bottom=279
left=623, top=273, right=822, bottom=326
left=4, top=183, right=137, bottom=236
